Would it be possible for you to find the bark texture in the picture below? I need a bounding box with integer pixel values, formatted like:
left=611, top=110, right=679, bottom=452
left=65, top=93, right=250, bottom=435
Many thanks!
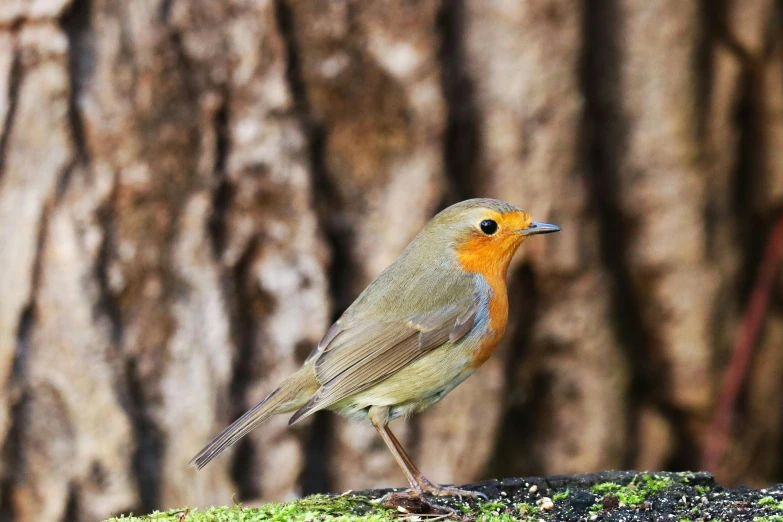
left=0, top=1, right=782, bottom=521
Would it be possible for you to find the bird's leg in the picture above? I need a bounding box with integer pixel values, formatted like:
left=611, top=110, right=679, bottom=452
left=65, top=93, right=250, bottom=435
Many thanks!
left=371, top=417, right=424, bottom=494
left=381, top=423, right=485, bottom=499
left=369, top=407, right=485, bottom=500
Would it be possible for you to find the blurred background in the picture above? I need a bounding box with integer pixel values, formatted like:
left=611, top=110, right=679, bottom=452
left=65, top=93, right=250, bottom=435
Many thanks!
left=1, top=0, right=783, bottom=520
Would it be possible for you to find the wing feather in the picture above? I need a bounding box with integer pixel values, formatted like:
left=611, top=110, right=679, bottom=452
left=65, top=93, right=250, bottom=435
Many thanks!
left=289, top=298, right=479, bottom=424
left=314, top=321, right=412, bottom=384
left=304, top=334, right=421, bottom=415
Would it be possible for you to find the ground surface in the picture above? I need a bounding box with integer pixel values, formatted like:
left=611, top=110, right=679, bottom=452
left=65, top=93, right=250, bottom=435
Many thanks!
left=107, top=471, right=783, bottom=521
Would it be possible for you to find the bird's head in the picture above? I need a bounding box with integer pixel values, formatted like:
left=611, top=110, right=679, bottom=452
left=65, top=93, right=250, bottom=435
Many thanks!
left=426, top=198, right=560, bottom=277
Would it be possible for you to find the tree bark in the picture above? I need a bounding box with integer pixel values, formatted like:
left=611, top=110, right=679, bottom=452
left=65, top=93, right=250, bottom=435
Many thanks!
left=1, top=1, right=782, bottom=521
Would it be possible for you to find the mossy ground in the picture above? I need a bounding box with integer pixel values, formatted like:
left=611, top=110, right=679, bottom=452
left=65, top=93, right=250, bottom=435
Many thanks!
left=105, top=495, right=393, bottom=522
left=106, top=472, right=783, bottom=522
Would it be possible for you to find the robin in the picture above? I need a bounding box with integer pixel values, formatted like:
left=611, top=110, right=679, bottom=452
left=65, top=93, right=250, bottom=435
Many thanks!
left=191, top=198, right=560, bottom=499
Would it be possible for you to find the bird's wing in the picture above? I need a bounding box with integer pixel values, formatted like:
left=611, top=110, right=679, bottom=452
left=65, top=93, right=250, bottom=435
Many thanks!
left=289, top=299, right=479, bottom=424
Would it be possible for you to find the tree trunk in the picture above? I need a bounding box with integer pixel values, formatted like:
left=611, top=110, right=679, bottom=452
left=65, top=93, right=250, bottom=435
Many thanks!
left=0, top=1, right=782, bottom=521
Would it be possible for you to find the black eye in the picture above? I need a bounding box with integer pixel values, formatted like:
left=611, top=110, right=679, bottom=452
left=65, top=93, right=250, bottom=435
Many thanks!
left=480, top=219, right=498, bottom=235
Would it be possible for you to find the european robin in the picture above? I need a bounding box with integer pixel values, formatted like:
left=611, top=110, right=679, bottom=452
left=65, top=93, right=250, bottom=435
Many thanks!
left=191, top=198, right=560, bottom=499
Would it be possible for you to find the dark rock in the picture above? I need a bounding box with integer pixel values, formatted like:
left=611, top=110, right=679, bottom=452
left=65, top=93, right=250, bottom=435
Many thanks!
left=569, top=489, right=599, bottom=513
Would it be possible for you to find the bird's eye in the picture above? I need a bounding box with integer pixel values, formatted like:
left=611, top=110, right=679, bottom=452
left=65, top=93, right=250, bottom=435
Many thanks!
left=480, top=219, right=498, bottom=235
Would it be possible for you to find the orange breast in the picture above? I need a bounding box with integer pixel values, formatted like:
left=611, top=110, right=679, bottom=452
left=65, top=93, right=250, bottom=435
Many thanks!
left=469, top=286, right=507, bottom=368
left=454, top=237, right=512, bottom=369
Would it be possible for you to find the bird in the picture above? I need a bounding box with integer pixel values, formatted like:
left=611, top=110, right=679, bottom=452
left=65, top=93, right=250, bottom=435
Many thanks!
left=190, top=198, right=560, bottom=499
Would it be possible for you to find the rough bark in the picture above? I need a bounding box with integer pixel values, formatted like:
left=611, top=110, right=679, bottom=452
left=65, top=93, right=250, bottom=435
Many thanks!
left=1, top=1, right=782, bottom=521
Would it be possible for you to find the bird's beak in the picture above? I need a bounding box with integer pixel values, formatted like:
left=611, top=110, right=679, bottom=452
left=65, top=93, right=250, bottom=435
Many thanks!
left=519, top=221, right=561, bottom=236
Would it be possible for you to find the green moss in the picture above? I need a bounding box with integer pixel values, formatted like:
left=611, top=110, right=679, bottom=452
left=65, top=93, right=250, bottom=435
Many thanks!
left=466, top=500, right=535, bottom=521
left=105, top=495, right=394, bottom=522
left=107, top=495, right=560, bottom=522
left=677, top=472, right=696, bottom=483
left=759, top=497, right=783, bottom=511
left=552, top=488, right=570, bottom=502
left=474, top=512, right=519, bottom=522
left=514, top=503, right=537, bottom=516
left=590, top=474, right=674, bottom=507
left=459, top=499, right=553, bottom=521
left=475, top=501, right=507, bottom=516
left=753, top=517, right=783, bottom=522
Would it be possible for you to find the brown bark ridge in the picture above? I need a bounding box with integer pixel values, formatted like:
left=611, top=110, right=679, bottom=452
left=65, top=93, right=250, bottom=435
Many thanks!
left=1, top=1, right=783, bottom=521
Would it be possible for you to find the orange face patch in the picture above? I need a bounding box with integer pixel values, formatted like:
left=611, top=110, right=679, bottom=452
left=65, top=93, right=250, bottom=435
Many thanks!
left=453, top=210, right=532, bottom=279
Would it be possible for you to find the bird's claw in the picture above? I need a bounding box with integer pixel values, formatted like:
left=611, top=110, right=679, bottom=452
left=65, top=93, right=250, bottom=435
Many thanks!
left=473, top=490, right=489, bottom=501
left=380, top=490, right=456, bottom=516
left=415, top=480, right=488, bottom=500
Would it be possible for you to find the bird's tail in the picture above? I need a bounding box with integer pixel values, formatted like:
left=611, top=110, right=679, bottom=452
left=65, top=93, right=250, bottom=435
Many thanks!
left=189, top=369, right=315, bottom=469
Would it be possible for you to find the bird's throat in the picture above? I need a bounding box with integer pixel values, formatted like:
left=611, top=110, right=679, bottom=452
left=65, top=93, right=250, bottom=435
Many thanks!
left=453, top=238, right=517, bottom=283
left=454, top=241, right=513, bottom=369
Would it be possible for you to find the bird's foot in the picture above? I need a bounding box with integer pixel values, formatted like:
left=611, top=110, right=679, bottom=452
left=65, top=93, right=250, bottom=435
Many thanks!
left=380, top=490, right=455, bottom=516
left=414, top=478, right=488, bottom=500
left=379, top=480, right=487, bottom=516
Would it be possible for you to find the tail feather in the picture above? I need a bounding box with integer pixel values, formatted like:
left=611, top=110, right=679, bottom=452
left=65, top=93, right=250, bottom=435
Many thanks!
left=191, top=367, right=319, bottom=470
left=189, top=387, right=283, bottom=470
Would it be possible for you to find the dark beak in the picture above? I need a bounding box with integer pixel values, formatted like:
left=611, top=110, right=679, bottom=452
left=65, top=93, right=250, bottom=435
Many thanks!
left=520, top=221, right=561, bottom=236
